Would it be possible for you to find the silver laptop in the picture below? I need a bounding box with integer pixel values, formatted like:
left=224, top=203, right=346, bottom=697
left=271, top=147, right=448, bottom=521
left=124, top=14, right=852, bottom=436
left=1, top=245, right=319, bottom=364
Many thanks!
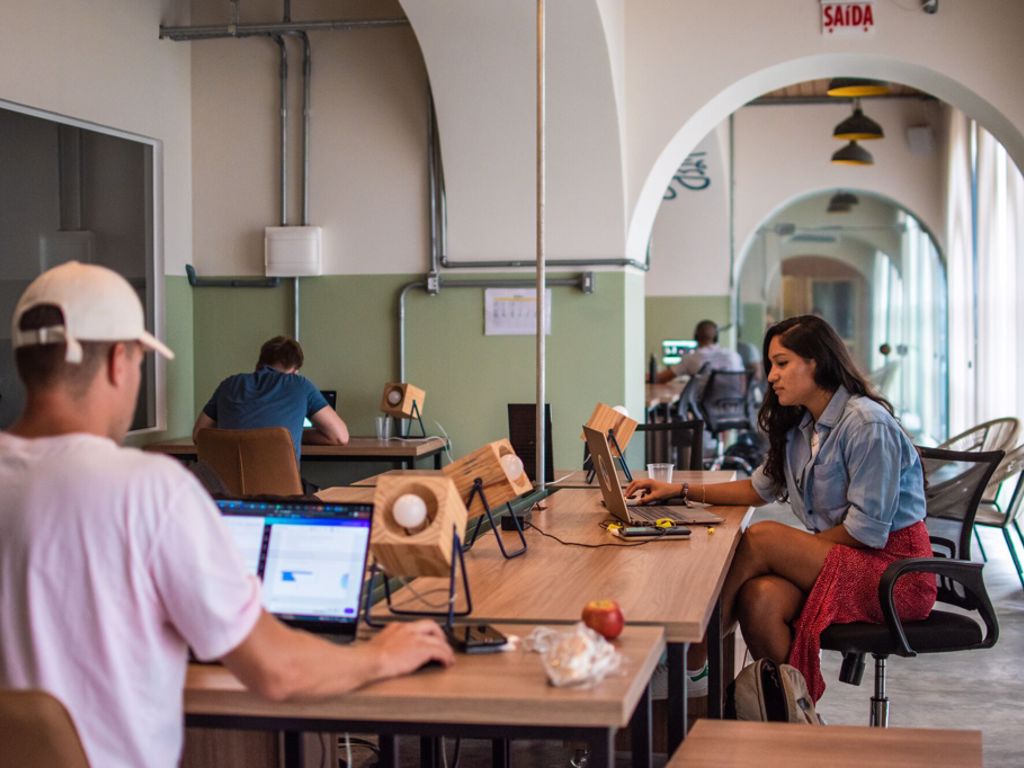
left=216, top=497, right=373, bottom=643
left=582, top=425, right=724, bottom=526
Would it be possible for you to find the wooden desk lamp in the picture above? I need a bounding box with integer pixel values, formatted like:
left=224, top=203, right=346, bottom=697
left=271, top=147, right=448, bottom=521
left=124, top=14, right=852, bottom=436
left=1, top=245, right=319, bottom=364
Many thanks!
left=380, top=382, right=426, bottom=437
left=581, top=402, right=638, bottom=481
left=442, top=438, right=532, bottom=558
left=367, top=474, right=472, bottom=625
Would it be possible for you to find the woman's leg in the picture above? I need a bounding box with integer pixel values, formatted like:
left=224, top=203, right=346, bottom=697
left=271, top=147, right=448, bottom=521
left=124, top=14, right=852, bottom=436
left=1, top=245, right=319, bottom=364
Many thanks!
left=735, top=575, right=805, bottom=662
left=720, top=521, right=836, bottom=631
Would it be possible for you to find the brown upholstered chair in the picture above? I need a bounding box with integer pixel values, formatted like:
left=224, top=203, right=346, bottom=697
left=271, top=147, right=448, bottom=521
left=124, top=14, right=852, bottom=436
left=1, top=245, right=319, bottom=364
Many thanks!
left=196, top=427, right=303, bottom=497
left=0, top=689, right=90, bottom=767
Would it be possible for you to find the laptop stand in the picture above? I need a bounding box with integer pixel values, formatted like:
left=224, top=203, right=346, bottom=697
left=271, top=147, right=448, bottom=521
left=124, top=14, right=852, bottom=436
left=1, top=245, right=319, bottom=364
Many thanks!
left=463, top=478, right=528, bottom=559
left=362, top=526, right=472, bottom=629
left=584, top=429, right=633, bottom=484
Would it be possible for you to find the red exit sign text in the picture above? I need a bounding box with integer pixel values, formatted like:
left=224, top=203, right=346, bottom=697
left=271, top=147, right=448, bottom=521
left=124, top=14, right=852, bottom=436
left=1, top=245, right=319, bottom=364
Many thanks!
left=821, top=1, right=876, bottom=34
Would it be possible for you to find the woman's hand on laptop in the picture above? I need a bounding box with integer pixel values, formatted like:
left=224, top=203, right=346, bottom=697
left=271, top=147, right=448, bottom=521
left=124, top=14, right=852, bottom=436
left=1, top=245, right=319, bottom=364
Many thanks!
left=370, top=620, right=455, bottom=678
left=624, top=478, right=679, bottom=505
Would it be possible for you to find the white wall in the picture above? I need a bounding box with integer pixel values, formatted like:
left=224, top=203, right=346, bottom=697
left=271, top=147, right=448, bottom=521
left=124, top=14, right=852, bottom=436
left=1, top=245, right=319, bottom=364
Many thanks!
left=189, top=0, right=428, bottom=276
left=0, top=0, right=192, bottom=276
left=623, top=0, right=1024, bottom=262
left=647, top=125, right=730, bottom=296
left=401, top=0, right=627, bottom=264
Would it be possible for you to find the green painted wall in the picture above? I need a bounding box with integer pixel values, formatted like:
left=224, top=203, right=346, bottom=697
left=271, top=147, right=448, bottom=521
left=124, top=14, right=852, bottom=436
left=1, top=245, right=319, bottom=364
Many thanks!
left=740, top=301, right=767, bottom=348
left=644, top=295, right=732, bottom=365
left=126, top=275, right=194, bottom=447
left=183, top=272, right=640, bottom=480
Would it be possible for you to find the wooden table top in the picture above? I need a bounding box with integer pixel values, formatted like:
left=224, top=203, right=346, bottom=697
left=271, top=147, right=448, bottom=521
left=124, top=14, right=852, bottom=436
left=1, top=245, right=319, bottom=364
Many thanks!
left=646, top=380, right=686, bottom=408
left=374, top=485, right=753, bottom=643
left=185, top=624, right=664, bottom=730
left=550, top=469, right=736, bottom=490
left=144, top=435, right=447, bottom=459
left=669, top=720, right=982, bottom=768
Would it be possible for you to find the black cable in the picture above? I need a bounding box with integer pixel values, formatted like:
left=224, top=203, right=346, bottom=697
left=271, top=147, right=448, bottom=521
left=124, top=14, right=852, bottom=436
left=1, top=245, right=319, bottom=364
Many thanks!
left=452, top=737, right=462, bottom=768
left=524, top=521, right=669, bottom=548
left=318, top=733, right=326, bottom=768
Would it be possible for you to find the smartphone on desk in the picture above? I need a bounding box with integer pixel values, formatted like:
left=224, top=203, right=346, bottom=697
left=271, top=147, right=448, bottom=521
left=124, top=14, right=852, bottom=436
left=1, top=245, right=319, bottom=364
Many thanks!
left=444, top=624, right=509, bottom=654
left=613, top=525, right=691, bottom=540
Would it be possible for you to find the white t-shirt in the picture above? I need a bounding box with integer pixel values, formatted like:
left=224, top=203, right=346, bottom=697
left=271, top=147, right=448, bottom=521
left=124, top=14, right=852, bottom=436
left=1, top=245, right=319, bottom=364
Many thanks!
left=0, top=432, right=262, bottom=768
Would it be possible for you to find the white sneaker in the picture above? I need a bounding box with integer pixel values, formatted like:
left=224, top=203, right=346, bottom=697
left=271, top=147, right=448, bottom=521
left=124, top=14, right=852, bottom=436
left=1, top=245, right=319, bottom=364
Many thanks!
left=648, top=661, right=709, bottom=700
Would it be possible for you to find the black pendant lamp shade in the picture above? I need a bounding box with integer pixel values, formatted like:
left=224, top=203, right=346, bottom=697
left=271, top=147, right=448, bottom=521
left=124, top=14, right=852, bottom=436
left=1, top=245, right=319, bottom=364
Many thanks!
left=834, top=107, right=884, bottom=140
left=827, top=191, right=859, bottom=212
left=832, top=141, right=874, bottom=166
left=826, top=78, right=890, bottom=97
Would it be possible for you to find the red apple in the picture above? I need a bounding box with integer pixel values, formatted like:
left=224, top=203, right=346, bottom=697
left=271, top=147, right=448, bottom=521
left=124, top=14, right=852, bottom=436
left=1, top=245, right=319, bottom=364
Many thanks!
left=581, top=599, right=625, bottom=640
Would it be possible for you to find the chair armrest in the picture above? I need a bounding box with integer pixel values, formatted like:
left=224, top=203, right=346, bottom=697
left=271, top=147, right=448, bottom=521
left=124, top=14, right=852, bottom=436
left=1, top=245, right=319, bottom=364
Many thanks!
left=877, top=557, right=999, bottom=657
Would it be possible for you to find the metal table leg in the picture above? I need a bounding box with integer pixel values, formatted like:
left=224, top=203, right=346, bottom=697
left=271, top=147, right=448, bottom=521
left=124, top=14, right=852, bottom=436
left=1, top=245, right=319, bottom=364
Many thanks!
left=283, top=732, right=303, bottom=768
left=667, top=642, right=689, bottom=753
left=708, top=599, right=724, bottom=718
left=419, top=735, right=440, bottom=768
left=492, top=738, right=510, bottom=767
left=378, top=734, right=398, bottom=768
left=629, top=684, right=652, bottom=768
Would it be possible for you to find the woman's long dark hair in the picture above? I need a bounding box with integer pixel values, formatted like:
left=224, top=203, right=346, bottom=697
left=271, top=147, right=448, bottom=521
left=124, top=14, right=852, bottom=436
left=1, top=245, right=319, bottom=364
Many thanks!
left=758, top=315, right=894, bottom=492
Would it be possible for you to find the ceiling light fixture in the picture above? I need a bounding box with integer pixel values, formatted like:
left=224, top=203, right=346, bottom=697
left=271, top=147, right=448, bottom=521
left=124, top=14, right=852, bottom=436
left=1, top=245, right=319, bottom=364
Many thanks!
left=826, top=78, right=890, bottom=97
left=830, top=191, right=860, bottom=207
left=833, top=103, right=884, bottom=140
left=831, top=141, right=874, bottom=166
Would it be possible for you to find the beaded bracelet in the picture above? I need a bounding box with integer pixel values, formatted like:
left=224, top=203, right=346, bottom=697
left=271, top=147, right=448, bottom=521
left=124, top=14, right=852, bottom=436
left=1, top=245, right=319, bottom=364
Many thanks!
left=681, top=481, right=689, bottom=500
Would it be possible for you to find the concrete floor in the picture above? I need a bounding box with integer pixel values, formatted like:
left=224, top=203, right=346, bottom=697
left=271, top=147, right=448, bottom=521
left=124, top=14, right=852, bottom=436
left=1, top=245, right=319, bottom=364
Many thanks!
left=351, top=504, right=1023, bottom=768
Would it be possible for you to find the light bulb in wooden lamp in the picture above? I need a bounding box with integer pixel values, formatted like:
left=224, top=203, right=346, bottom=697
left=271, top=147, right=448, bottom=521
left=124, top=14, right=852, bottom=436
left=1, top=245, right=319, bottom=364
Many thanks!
left=580, top=402, right=638, bottom=450
left=379, top=382, right=426, bottom=418
left=442, top=439, right=533, bottom=519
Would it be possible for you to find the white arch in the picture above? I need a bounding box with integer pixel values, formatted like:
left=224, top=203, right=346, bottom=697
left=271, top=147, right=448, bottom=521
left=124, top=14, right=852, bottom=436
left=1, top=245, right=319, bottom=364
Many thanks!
left=626, top=54, right=1024, bottom=262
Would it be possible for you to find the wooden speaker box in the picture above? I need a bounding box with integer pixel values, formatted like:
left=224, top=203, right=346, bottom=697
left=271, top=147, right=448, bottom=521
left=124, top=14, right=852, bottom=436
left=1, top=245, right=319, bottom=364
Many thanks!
left=443, top=439, right=533, bottom=519
left=371, top=475, right=468, bottom=578
left=380, top=382, right=426, bottom=417
left=580, top=402, right=638, bottom=449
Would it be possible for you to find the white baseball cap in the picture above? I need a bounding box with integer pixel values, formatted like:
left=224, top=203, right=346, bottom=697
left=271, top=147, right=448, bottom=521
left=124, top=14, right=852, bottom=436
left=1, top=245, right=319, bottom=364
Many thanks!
left=11, top=261, right=175, bottom=362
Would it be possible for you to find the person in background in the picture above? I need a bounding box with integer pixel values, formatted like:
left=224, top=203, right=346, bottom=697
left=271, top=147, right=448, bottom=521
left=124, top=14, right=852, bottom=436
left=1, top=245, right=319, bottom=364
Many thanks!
left=630, top=314, right=935, bottom=701
left=193, top=335, right=349, bottom=461
left=655, top=319, right=744, bottom=383
left=0, top=262, right=453, bottom=768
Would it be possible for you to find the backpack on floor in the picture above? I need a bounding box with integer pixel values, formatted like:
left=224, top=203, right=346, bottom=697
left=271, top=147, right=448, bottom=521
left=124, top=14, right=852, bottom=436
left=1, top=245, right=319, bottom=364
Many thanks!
left=725, top=658, right=823, bottom=725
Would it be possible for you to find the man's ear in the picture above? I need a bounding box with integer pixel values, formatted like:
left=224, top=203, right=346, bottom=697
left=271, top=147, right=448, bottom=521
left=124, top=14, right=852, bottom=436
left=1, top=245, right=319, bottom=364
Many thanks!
left=107, top=342, right=130, bottom=387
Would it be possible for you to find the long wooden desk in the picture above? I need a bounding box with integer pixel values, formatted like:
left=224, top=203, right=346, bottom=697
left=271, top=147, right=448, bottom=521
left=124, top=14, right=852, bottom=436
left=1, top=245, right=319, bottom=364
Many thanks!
left=144, top=436, right=447, bottom=469
left=340, top=482, right=751, bottom=754
left=668, top=720, right=983, bottom=768
left=185, top=624, right=665, bottom=768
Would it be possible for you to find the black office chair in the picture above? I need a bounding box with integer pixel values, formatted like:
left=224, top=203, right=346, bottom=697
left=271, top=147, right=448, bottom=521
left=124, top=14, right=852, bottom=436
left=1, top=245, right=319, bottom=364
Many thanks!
left=674, top=362, right=711, bottom=423
left=696, top=369, right=753, bottom=473
left=637, top=419, right=704, bottom=471
left=819, top=447, right=1003, bottom=727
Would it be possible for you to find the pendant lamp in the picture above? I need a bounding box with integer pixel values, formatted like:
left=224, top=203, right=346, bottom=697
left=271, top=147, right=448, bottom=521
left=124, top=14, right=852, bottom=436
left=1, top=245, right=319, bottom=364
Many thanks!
left=831, top=141, right=874, bottom=166
left=826, top=78, right=890, bottom=97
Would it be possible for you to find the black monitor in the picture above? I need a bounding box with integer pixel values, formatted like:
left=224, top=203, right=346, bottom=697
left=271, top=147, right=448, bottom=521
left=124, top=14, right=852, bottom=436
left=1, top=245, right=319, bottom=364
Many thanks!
left=507, top=403, right=554, bottom=483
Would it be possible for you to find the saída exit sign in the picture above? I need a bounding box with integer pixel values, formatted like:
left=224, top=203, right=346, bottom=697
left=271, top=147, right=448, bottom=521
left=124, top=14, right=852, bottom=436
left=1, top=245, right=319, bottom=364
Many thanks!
left=821, top=1, right=876, bottom=35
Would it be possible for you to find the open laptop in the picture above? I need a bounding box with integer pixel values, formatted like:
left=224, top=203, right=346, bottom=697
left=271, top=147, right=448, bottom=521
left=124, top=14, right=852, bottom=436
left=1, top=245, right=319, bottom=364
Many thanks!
left=216, top=497, right=372, bottom=643
left=303, top=389, right=338, bottom=428
left=582, top=425, right=724, bottom=526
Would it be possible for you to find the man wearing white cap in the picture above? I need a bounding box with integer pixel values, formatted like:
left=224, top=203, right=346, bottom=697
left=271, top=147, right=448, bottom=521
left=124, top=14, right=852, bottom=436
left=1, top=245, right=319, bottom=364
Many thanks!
left=0, top=262, right=453, bottom=768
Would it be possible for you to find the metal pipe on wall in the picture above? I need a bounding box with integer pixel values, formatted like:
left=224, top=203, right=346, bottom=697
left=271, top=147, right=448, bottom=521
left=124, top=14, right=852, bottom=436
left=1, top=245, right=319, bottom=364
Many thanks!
left=159, top=18, right=409, bottom=40
left=535, top=0, right=547, bottom=489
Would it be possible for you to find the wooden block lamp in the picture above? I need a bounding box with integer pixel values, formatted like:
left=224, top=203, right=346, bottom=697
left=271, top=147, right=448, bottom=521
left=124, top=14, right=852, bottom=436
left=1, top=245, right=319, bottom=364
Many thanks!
left=581, top=402, right=637, bottom=480
left=442, top=439, right=532, bottom=558
left=371, top=474, right=467, bottom=578
left=380, top=382, right=427, bottom=437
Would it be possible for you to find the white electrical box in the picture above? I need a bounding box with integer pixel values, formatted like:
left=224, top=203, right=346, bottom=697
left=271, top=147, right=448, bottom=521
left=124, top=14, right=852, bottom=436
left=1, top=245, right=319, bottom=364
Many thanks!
left=265, top=226, right=323, bottom=277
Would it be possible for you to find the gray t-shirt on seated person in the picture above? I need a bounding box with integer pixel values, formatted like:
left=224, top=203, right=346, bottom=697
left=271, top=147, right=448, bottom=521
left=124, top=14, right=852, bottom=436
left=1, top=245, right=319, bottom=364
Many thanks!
left=670, top=344, right=744, bottom=377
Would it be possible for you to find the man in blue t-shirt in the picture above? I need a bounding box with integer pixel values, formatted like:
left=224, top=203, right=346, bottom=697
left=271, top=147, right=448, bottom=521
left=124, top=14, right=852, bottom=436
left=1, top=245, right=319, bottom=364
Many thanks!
left=193, top=337, right=349, bottom=461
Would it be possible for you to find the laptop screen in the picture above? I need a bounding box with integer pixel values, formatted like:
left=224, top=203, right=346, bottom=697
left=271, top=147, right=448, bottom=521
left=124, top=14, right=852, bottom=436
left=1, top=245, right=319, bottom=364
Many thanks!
left=217, top=498, right=372, bottom=635
left=303, top=389, right=338, bottom=429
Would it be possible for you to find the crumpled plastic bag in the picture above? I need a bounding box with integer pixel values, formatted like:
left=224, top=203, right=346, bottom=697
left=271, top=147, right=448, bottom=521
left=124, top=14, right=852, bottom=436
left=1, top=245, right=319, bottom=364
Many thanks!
left=523, top=623, right=622, bottom=688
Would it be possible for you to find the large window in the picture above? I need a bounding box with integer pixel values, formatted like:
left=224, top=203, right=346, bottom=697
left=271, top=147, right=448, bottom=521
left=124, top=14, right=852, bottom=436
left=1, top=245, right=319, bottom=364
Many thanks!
left=0, top=101, right=162, bottom=432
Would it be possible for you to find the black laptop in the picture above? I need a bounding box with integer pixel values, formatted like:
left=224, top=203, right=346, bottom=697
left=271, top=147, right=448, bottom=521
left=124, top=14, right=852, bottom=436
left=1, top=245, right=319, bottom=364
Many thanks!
left=216, top=497, right=373, bottom=643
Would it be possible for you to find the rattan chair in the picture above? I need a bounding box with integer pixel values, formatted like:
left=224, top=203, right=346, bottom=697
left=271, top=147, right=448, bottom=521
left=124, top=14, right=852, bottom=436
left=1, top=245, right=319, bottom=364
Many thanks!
left=0, top=689, right=90, bottom=767
left=637, top=419, right=704, bottom=471
left=196, top=427, right=303, bottom=497
left=974, top=443, right=1024, bottom=589
left=819, top=447, right=1003, bottom=727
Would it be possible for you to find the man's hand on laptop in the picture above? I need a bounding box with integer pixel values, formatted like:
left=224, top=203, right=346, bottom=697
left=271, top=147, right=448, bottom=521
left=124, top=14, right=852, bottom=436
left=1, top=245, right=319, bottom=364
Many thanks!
left=624, top=478, right=679, bottom=505
left=370, top=620, right=455, bottom=677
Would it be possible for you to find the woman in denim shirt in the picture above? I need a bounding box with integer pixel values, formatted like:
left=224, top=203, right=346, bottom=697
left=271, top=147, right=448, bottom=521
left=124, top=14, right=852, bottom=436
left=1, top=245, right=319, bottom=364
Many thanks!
left=628, top=315, right=936, bottom=699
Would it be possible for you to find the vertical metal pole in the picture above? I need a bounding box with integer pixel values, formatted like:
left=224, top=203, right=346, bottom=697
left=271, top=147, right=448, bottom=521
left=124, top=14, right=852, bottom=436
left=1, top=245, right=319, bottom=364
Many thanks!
left=535, top=0, right=547, bottom=490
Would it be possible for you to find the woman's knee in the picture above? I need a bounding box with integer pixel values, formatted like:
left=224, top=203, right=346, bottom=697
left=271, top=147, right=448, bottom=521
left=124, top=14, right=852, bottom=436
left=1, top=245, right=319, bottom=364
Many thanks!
left=737, top=521, right=789, bottom=562
left=736, top=576, right=802, bottom=626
